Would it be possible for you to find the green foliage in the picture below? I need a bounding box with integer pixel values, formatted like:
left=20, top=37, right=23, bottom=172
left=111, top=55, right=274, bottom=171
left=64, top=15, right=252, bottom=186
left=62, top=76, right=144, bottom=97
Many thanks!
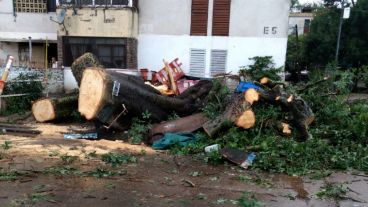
left=60, top=154, right=78, bottom=165
left=43, top=166, right=80, bottom=175
left=351, top=65, right=368, bottom=88
left=236, top=175, right=273, bottom=188
left=1, top=141, right=12, bottom=150
left=30, top=192, right=54, bottom=203
left=2, top=73, right=43, bottom=115
left=172, top=66, right=368, bottom=176
left=0, top=170, right=20, bottom=181
left=87, top=167, right=126, bottom=178
left=167, top=112, right=180, bottom=121
left=239, top=56, right=282, bottom=81
left=285, top=35, right=309, bottom=75
left=128, top=112, right=151, bottom=144
left=202, top=79, right=231, bottom=119
left=237, top=192, right=261, bottom=207
left=316, top=183, right=347, bottom=200
left=101, top=152, right=137, bottom=167
left=301, top=0, right=368, bottom=68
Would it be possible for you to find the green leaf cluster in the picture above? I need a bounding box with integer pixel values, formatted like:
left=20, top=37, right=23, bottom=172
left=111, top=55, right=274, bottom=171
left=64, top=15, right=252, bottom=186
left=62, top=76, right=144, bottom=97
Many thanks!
left=2, top=73, right=43, bottom=115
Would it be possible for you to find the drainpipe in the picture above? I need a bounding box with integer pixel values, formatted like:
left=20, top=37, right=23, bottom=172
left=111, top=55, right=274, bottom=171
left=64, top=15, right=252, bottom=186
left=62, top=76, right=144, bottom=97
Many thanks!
left=28, top=37, right=32, bottom=67
left=12, top=0, right=17, bottom=21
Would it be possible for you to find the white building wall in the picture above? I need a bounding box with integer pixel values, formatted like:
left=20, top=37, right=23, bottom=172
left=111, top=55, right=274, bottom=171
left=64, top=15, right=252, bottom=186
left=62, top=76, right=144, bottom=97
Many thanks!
left=0, top=0, right=57, bottom=42
left=138, top=0, right=290, bottom=77
left=0, top=0, right=58, bottom=67
left=288, top=15, right=314, bottom=35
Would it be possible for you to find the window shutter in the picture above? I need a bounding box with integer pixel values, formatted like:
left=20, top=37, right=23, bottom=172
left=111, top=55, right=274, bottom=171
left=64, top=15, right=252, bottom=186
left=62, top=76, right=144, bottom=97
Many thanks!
left=212, top=0, right=231, bottom=36
left=190, top=49, right=206, bottom=77
left=190, top=0, right=209, bottom=36
left=210, top=49, right=227, bottom=76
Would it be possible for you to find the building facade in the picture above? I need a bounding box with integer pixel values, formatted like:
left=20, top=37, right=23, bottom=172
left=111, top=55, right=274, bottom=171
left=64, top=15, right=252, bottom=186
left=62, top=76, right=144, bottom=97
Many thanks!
left=138, top=0, right=290, bottom=77
left=288, top=12, right=314, bottom=35
left=0, top=0, right=58, bottom=69
left=58, top=0, right=290, bottom=80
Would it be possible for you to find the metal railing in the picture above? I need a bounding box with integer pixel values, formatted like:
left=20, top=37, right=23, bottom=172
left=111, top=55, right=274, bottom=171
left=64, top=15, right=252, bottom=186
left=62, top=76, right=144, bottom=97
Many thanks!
left=59, top=0, right=133, bottom=7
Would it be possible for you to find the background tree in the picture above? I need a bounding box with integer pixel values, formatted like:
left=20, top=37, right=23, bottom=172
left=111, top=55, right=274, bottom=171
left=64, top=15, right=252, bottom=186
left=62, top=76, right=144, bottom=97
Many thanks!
left=301, top=0, right=367, bottom=68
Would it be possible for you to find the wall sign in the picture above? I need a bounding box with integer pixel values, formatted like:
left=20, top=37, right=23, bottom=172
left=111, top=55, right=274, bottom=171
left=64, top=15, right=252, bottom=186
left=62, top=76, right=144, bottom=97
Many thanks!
left=264, top=27, right=278, bottom=35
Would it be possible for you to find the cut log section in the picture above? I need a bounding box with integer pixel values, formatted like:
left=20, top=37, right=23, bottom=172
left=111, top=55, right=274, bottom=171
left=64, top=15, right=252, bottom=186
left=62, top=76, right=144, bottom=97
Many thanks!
left=79, top=67, right=213, bottom=129
left=203, top=93, right=256, bottom=137
left=269, top=120, right=292, bottom=136
left=32, top=95, right=78, bottom=122
left=244, top=88, right=259, bottom=105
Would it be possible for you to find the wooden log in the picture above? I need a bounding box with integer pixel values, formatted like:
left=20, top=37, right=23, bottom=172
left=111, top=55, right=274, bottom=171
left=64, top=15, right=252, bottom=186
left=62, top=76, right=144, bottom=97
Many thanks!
left=203, top=93, right=256, bottom=138
left=148, top=113, right=209, bottom=144
left=71, top=53, right=102, bottom=86
left=78, top=68, right=213, bottom=128
left=32, top=95, right=78, bottom=122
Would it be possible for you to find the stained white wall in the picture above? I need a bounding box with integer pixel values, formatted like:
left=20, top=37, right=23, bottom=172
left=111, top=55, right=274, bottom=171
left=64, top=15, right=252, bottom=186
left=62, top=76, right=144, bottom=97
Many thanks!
left=0, top=0, right=57, bottom=41
left=230, top=0, right=290, bottom=38
left=138, top=0, right=191, bottom=35
left=59, top=8, right=138, bottom=38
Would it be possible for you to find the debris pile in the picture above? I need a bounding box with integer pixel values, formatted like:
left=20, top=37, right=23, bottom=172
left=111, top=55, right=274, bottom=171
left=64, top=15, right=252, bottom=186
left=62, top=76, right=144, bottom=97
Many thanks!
left=28, top=54, right=368, bottom=173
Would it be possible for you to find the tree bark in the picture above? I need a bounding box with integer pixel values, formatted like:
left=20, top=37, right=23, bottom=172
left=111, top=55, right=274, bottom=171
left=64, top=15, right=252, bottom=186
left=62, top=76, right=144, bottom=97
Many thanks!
left=71, top=53, right=102, bottom=86
left=258, top=82, right=315, bottom=141
left=203, top=93, right=256, bottom=138
left=32, top=95, right=78, bottom=122
left=78, top=68, right=213, bottom=129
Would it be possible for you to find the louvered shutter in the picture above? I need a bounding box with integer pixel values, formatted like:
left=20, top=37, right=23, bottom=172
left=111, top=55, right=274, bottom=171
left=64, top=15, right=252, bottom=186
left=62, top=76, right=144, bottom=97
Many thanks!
left=190, top=49, right=206, bottom=77
left=191, top=0, right=209, bottom=36
left=212, top=0, right=231, bottom=36
left=210, top=49, right=227, bottom=76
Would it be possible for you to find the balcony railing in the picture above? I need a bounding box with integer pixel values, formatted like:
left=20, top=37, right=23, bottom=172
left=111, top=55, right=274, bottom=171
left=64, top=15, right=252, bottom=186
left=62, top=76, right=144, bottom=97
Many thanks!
left=58, top=0, right=133, bottom=7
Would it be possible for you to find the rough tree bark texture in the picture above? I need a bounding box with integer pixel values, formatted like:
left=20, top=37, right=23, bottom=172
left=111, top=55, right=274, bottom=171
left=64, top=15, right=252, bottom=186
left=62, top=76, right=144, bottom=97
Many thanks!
left=71, top=53, right=102, bottom=86
left=32, top=95, right=78, bottom=122
left=203, top=91, right=257, bottom=138
left=79, top=68, right=213, bottom=129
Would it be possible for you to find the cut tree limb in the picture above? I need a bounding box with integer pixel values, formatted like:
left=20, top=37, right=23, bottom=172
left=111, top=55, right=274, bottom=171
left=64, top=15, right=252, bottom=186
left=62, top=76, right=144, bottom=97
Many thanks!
left=258, top=81, right=315, bottom=141
left=203, top=93, right=256, bottom=137
left=32, top=95, right=78, bottom=122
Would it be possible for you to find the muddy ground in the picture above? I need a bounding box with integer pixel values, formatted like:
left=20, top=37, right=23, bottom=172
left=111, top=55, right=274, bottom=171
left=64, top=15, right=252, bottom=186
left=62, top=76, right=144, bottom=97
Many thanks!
left=1, top=117, right=368, bottom=207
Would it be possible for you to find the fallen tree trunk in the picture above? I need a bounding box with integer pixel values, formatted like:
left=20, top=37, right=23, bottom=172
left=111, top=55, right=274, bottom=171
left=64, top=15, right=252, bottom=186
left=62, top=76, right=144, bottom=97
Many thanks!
left=32, top=95, right=78, bottom=122
left=79, top=68, right=213, bottom=129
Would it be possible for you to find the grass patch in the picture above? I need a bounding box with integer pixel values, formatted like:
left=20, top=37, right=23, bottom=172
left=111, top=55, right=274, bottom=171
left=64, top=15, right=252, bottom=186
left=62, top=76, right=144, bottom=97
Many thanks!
left=236, top=175, right=273, bottom=188
left=43, top=166, right=80, bottom=175
left=316, top=183, right=348, bottom=200
left=60, top=154, right=78, bottom=165
left=87, top=167, right=127, bottom=178
left=101, top=152, right=137, bottom=167
left=237, top=191, right=261, bottom=207
left=0, top=170, right=20, bottom=181
left=1, top=141, right=12, bottom=150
